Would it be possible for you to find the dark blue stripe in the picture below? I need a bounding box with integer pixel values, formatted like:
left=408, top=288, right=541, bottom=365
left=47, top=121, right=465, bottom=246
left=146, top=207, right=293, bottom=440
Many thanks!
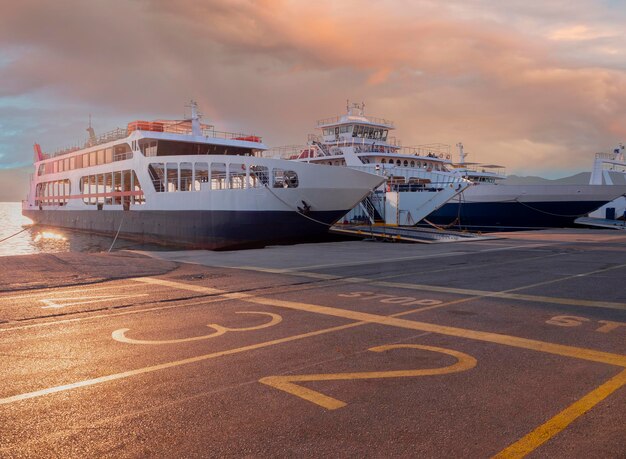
left=426, top=201, right=609, bottom=231
left=23, top=209, right=348, bottom=250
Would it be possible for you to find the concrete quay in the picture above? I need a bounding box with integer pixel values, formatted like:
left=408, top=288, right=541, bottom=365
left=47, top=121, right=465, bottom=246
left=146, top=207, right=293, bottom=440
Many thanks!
left=0, top=228, right=625, bottom=457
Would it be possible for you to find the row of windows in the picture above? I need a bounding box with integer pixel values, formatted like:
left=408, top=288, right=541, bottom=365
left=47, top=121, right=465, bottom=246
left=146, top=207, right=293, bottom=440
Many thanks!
left=148, top=162, right=299, bottom=192
left=80, top=170, right=144, bottom=205
left=379, top=158, right=444, bottom=171
left=35, top=180, right=71, bottom=206
left=38, top=144, right=133, bottom=176
left=322, top=125, right=388, bottom=140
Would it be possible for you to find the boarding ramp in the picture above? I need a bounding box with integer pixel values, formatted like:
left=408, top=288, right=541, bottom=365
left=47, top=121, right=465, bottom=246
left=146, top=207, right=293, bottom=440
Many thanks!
left=330, top=224, right=495, bottom=244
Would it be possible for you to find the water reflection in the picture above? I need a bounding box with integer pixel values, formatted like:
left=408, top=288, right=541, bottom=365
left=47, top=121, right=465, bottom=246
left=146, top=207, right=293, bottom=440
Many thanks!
left=0, top=202, right=162, bottom=256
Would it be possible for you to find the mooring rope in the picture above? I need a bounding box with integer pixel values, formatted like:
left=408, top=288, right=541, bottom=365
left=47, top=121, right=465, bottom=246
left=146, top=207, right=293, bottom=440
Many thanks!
left=0, top=225, right=34, bottom=244
left=107, top=213, right=126, bottom=253
left=264, top=185, right=334, bottom=227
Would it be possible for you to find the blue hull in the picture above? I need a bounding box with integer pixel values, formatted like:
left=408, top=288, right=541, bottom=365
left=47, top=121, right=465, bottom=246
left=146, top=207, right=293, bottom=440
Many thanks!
left=23, top=209, right=348, bottom=250
left=425, top=201, right=609, bottom=231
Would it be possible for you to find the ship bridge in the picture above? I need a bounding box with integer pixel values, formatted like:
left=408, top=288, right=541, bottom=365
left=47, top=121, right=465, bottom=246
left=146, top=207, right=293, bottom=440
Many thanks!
left=316, top=102, right=396, bottom=146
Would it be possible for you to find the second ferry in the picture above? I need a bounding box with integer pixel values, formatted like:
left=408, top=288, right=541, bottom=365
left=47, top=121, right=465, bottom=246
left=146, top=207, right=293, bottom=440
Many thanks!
left=22, top=102, right=384, bottom=249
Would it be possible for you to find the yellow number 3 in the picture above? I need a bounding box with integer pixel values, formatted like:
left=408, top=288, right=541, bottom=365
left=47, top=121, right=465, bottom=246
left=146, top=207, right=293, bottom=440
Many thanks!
left=259, top=344, right=477, bottom=410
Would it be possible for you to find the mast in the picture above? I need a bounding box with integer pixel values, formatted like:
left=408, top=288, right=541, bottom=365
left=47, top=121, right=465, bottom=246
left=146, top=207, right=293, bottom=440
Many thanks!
left=456, top=142, right=467, bottom=165
left=189, top=100, right=202, bottom=136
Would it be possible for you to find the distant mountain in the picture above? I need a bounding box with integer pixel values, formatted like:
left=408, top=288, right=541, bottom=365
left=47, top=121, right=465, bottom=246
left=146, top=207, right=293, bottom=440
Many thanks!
left=504, top=171, right=626, bottom=185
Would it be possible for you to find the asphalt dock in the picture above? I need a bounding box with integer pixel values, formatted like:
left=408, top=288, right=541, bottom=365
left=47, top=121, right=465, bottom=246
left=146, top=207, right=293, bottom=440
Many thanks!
left=1, top=228, right=625, bottom=457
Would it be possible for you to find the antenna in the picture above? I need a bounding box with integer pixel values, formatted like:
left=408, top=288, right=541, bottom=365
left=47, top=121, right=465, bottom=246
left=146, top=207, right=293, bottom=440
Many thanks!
left=186, top=100, right=202, bottom=136
left=86, top=114, right=96, bottom=146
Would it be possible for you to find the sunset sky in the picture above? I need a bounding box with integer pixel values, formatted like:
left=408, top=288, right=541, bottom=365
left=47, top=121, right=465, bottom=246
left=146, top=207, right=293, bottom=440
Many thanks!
left=2, top=0, right=626, bottom=199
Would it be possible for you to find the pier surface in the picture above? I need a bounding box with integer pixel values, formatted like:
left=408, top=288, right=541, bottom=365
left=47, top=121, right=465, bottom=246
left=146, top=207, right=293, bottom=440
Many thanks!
left=1, top=229, right=625, bottom=457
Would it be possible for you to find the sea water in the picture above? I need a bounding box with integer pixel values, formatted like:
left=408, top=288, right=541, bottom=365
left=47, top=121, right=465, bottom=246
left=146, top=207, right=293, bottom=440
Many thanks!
left=0, top=202, right=149, bottom=256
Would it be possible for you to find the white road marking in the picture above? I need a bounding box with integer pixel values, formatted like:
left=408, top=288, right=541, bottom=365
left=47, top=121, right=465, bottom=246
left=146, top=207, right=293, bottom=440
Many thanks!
left=40, top=294, right=149, bottom=309
left=112, top=311, right=282, bottom=345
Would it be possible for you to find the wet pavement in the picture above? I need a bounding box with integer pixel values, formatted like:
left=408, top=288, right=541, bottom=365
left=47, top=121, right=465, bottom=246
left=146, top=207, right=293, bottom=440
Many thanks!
left=0, top=229, right=625, bottom=457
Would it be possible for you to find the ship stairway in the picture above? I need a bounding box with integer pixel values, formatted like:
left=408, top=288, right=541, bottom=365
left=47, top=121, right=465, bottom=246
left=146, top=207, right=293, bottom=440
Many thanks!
left=359, top=194, right=384, bottom=224
left=148, top=165, right=165, bottom=192
left=311, top=140, right=332, bottom=157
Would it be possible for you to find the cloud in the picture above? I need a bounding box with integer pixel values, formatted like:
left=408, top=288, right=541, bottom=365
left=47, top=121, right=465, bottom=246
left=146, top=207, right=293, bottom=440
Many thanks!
left=1, top=0, right=626, bottom=193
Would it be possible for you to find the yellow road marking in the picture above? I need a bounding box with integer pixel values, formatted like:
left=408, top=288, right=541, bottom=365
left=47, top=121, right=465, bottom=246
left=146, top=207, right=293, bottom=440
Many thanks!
left=259, top=344, right=476, bottom=410
left=134, top=277, right=626, bottom=367
left=494, top=368, right=626, bottom=458
left=112, top=311, right=282, bottom=345
left=231, top=265, right=626, bottom=311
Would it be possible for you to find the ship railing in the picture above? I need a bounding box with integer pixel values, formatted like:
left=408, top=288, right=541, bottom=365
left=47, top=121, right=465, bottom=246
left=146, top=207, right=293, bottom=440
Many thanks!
left=316, top=115, right=395, bottom=127
left=51, top=127, right=130, bottom=157
left=350, top=165, right=466, bottom=186
left=401, top=143, right=451, bottom=158
left=457, top=163, right=506, bottom=176
left=595, top=151, right=626, bottom=163
left=263, top=145, right=315, bottom=160
left=114, top=152, right=133, bottom=162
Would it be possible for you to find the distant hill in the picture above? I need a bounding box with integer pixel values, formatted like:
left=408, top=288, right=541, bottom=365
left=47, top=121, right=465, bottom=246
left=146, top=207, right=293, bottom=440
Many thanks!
left=504, top=171, right=626, bottom=185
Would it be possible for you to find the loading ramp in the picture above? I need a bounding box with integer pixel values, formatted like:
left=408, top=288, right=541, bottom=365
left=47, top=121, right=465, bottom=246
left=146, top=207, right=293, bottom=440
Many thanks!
left=330, top=224, right=496, bottom=243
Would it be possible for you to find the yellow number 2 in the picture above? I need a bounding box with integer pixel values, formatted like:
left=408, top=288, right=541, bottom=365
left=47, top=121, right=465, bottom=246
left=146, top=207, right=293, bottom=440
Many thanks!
left=259, top=344, right=477, bottom=410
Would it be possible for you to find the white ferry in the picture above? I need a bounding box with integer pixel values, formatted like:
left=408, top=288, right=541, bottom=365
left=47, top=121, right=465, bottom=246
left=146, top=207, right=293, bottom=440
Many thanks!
left=426, top=143, right=626, bottom=230
left=22, top=102, right=384, bottom=249
left=265, top=102, right=471, bottom=226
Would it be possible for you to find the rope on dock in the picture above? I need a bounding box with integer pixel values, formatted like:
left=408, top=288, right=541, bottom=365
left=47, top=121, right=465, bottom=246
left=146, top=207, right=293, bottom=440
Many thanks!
left=0, top=225, right=34, bottom=244
left=107, top=214, right=125, bottom=253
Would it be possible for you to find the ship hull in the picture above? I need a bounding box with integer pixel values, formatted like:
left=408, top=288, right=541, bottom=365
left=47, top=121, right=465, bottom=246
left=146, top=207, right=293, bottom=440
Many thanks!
left=23, top=208, right=348, bottom=250
left=425, top=184, right=626, bottom=231
left=426, top=200, right=610, bottom=231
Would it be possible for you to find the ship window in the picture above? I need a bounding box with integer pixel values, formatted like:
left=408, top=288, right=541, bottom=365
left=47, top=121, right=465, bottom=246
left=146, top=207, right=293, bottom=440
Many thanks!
left=89, top=151, right=96, bottom=167
left=229, top=163, right=246, bottom=189
left=250, top=165, right=269, bottom=188
left=284, top=170, right=299, bottom=188
left=148, top=163, right=165, bottom=192
left=139, top=140, right=158, bottom=157
left=97, top=174, right=106, bottom=203
left=105, top=148, right=113, bottom=163
left=194, top=162, right=208, bottom=191
left=89, top=175, right=96, bottom=204
left=114, top=144, right=132, bottom=161
left=211, top=163, right=227, bottom=190
left=97, top=150, right=105, bottom=165
left=403, top=160, right=408, bottom=167
left=103, top=173, right=113, bottom=205
left=272, top=168, right=285, bottom=188
left=396, top=160, right=401, bottom=166
left=132, top=171, right=144, bottom=204
left=70, top=157, right=76, bottom=170
left=180, top=162, right=193, bottom=191
left=410, top=161, right=415, bottom=167
left=381, top=158, right=386, bottom=164
left=166, top=162, right=178, bottom=192
left=113, top=171, right=122, bottom=203
left=382, top=130, right=388, bottom=141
